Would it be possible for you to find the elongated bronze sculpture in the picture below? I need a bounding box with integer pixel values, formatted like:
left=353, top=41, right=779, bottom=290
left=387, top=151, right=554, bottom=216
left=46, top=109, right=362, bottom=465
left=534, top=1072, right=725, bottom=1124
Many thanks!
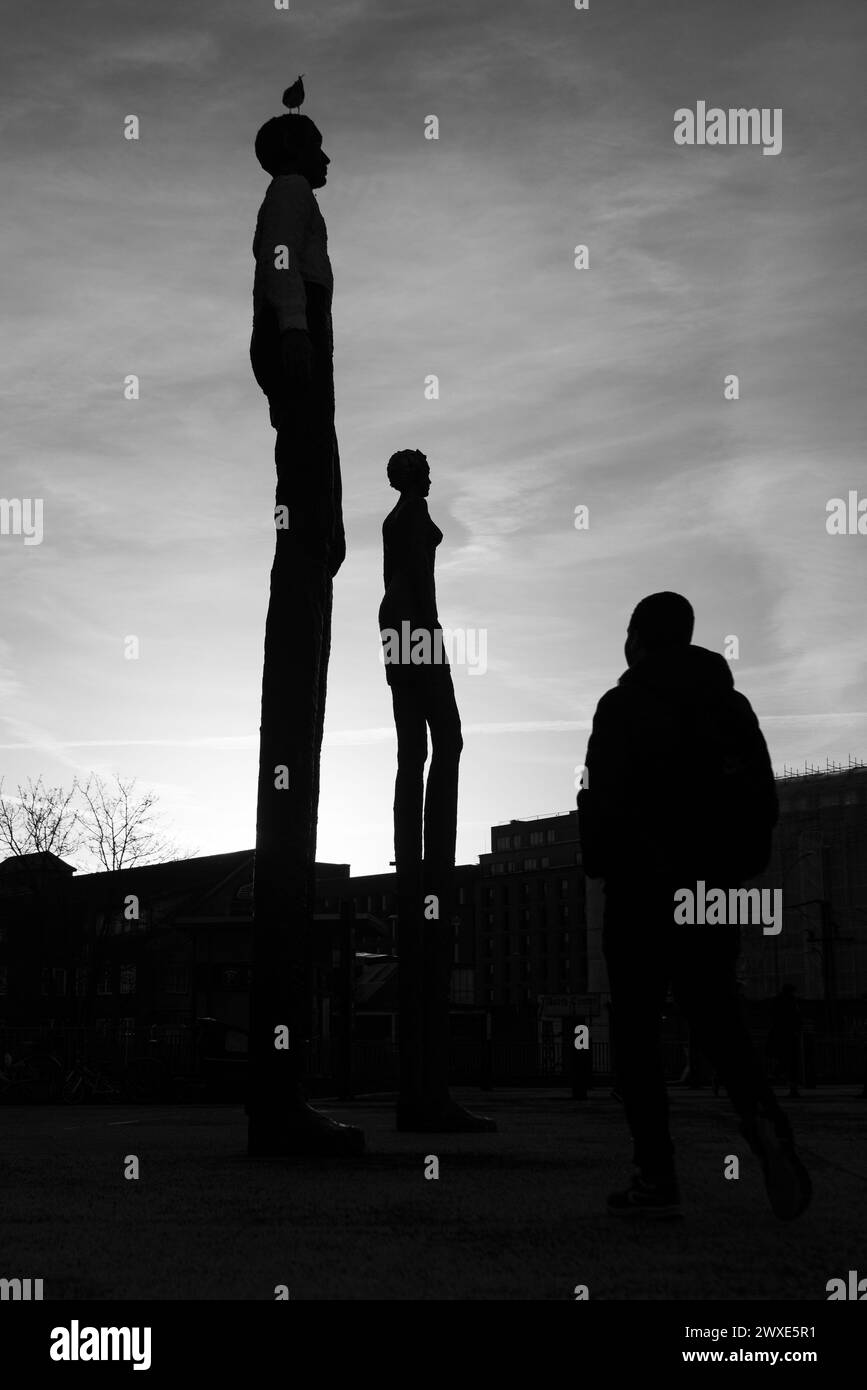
left=247, top=92, right=363, bottom=1155
left=380, top=450, right=496, bottom=1131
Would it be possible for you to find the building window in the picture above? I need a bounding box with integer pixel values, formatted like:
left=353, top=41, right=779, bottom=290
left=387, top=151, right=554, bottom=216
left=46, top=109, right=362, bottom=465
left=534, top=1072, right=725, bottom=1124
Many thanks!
left=496, top=836, right=509, bottom=851
left=163, top=968, right=190, bottom=995
left=560, top=905, right=570, bottom=922
left=119, top=964, right=137, bottom=995
left=524, top=858, right=538, bottom=871
left=221, top=967, right=245, bottom=989
left=75, top=967, right=89, bottom=997
left=41, top=968, right=52, bottom=996
left=511, top=835, right=522, bottom=849
left=546, top=829, right=556, bottom=844
left=97, top=967, right=113, bottom=996
left=52, top=968, right=67, bottom=996
left=529, top=831, right=544, bottom=847
left=541, top=856, right=550, bottom=868
left=560, top=878, right=569, bottom=897
left=0, top=966, right=7, bottom=996
left=522, top=909, right=531, bottom=925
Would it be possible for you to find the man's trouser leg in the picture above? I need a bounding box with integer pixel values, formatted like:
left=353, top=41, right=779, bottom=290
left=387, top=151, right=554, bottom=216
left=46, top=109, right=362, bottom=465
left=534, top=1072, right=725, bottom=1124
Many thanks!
left=603, top=889, right=675, bottom=1184
left=671, top=927, right=785, bottom=1128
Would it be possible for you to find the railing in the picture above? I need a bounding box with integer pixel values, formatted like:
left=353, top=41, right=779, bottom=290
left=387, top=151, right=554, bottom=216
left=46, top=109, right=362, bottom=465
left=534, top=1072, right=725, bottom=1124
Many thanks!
left=0, top=1023, right=195, bottom=1074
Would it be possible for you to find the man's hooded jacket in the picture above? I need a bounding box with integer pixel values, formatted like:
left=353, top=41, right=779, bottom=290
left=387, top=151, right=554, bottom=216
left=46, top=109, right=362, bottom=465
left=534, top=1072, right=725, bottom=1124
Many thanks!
left=577, top=644, right=778, bottom=889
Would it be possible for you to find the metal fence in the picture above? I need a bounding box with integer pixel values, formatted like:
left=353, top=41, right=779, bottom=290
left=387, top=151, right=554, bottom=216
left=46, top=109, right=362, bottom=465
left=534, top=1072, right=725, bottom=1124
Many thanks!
left=0, top=1023, right=196, bottom=1074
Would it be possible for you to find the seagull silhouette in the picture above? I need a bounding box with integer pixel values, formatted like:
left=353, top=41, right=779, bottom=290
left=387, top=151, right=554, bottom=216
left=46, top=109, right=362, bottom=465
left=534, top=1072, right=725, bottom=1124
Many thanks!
left=282, top=75, right=305, bottom=111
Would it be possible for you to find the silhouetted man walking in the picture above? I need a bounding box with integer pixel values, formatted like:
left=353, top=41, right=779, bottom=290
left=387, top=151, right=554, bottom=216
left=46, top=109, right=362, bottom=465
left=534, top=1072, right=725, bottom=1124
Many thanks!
left=578, top=592, right=810, bottom=1219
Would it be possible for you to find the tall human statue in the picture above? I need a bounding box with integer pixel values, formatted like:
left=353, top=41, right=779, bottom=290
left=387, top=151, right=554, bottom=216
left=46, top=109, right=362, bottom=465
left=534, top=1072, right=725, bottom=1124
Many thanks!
left=247, top=88, right=363, bottom=1156
left=380, top=449, right=496, bottom=1132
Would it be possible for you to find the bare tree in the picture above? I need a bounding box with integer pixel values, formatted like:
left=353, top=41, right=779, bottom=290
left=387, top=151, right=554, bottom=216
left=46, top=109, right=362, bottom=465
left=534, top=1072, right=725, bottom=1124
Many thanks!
left=0, top=776, right=80, bottom=858
left=75, top=774, right=181, bottom=871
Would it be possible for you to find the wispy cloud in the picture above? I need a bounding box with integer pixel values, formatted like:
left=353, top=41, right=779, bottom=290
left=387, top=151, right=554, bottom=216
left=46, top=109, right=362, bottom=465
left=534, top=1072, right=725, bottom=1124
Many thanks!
left=2, top=0, right=865, bottom=873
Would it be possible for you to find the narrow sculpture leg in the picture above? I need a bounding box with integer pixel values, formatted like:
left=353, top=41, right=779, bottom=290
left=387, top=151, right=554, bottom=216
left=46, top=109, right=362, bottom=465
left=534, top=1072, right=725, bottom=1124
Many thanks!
left=396, top=868, right=426, bottom=1115
left=247, top=287, right=362, bottom=1156
left=248, top=542, right=362, bottom=1154
left=395, top=670, right=495, bottom=1133
left=390, top=681, right=427, bottom=1115
left=419, top=669, right=460, bottom=1111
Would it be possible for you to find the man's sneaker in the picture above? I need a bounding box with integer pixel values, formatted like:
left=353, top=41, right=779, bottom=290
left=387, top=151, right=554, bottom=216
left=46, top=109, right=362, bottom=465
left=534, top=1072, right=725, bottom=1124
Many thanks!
left=740, top=1110, right=812, bottom=1220
left=607, top=1173, right=682, bottom=1219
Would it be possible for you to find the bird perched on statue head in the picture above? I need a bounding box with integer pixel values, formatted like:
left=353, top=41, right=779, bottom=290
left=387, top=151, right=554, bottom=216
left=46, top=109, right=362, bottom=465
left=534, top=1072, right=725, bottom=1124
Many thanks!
left=255, top=78, right=327, bottom=186
left=282, top=75, right=305, bottom=112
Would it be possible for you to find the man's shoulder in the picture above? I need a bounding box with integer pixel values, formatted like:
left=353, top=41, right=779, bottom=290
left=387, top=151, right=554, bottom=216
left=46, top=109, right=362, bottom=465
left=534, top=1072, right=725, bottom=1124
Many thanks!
left=593, top=684, right=629, bottom=719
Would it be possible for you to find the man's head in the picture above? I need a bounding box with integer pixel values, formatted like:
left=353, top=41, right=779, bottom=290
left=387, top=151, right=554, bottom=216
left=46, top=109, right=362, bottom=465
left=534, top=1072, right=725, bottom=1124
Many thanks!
left=254, top=114, right=330, bottom=188
left=387, top=449, right=431, bottom=497
left=625, top=591, right=695, bottom=667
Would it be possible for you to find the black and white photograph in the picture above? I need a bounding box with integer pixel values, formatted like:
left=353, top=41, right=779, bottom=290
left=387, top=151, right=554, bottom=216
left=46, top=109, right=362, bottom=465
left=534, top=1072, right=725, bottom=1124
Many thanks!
left=1, top=0, right=865, bottom=1364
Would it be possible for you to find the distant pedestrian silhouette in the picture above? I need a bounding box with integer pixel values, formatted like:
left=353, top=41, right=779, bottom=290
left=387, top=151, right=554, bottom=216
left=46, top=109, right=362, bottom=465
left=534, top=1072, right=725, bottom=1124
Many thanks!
left=380, top=450, right=495, bottom=1132
left=579, top=592, right=810, bottom=1218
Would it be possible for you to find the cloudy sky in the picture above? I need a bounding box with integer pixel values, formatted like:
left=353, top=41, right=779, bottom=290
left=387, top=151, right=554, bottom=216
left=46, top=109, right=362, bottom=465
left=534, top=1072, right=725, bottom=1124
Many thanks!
left=2, top=0, right=865, bottom=875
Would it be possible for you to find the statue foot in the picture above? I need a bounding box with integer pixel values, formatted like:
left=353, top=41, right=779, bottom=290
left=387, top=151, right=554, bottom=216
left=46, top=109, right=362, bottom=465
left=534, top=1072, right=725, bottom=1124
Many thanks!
left=396, top=1099, right=497, bottom=1133
left=248, top=1103, right=365, bottom=1156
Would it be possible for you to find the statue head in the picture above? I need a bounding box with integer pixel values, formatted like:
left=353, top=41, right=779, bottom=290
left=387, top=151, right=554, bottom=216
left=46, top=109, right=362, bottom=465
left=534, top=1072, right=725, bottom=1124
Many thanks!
left=387, top=449, right=431, bottom=498
left=255, top=114, right=330, bottom=188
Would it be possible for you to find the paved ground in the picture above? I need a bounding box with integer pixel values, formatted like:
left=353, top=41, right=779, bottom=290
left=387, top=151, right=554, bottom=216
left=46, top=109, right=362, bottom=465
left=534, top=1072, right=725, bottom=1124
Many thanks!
left=1, top=1087, right=864, bottom=1300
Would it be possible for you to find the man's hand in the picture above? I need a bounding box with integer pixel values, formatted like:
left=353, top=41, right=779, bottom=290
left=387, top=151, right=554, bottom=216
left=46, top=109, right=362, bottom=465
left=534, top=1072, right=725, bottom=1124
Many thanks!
left=280, top=328, right=314, bottom=385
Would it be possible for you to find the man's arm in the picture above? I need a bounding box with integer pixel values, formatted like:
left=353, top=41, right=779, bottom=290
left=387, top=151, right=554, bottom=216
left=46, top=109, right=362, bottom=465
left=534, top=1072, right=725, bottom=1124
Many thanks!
left=735, top=692, right=779, bottom=829
left=577, top=689, right=632, bottom=880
